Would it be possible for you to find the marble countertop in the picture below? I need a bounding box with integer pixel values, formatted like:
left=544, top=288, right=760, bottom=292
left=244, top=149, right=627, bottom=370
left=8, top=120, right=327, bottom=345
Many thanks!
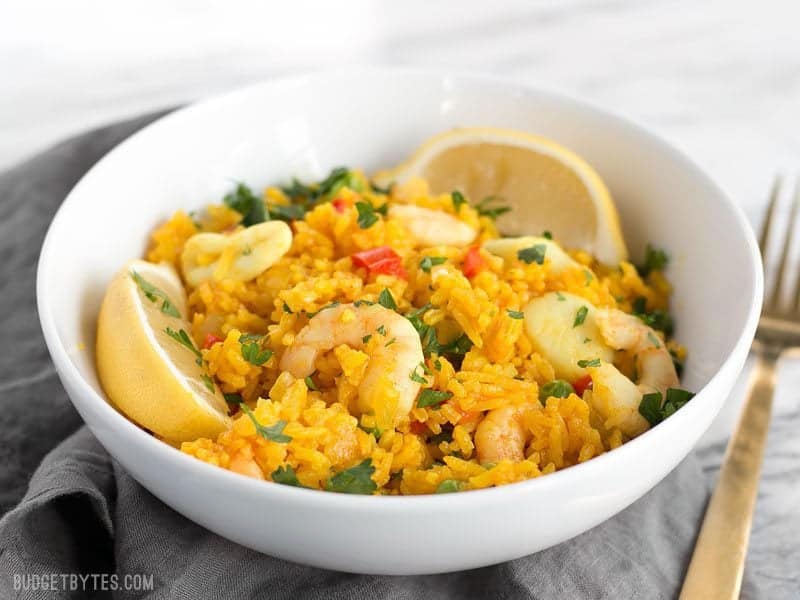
left=3, top=0, right=799, bottom=596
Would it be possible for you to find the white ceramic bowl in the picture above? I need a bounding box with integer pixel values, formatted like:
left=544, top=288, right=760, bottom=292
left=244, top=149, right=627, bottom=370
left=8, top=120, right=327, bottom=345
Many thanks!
left=37, top=68, right=762, bottom=575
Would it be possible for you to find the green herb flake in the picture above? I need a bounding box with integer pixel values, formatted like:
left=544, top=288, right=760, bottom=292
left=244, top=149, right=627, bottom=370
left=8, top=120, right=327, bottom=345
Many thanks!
left=573, top=306, right=588, bottom=328
left=271, top=465, right=304, bottom=487
left=223, top=182, right=268, bottom=227
left=556, top=292, right=566, bottom=301
left=371, top=181, right=393, bottom=195
left=241, top=343, right=273, bottom=366
left=269, top=203, right=306, bottom=222
left=640, top=244, right=669, bottom=276
left=131, top=271, right=181, bottom=318
left=647, top=331, right=662, bottom=349
left=239, top=332, right=263, bottom=343
left=417, top=389, right=453, bottom=408
left=542, top=230, right=553, bottom=240
left=355, top=201, right=380, bottom=229
left=325, top=459, right=377, bottom=494
left=451, top=190, right=467, bottom=213
left=378, top=288, right=397, bottom=310
left=577, top=358, right=601, bottom=368
left=638, top=387, right=695, bottom=426
left=517, top=244, right=547, bottom=265
left=240, top=403, right=292, bottom=443
left=304, top=375, right=319, bottom=391
left=223, top=393, right=243, bottom=404
left=376, top=324, right=387, bottom=336
left=420, top=256, right=447, bottom=273
left=282, top=301, right=293, bottom=314
left=164, top=327, right=202, bottom=359
left=433, top=358, right=442, bottom=371
left=475, top=196, right=512, bottom=220
left=410, top=366, right=428, bottom=385
left=385, top=338, right=396, bottom=347
left=435, top=479, right=461, bottom=494
left=584, top=270, right=594, bottom=286
left=362, top=334, right=372, bottom=344
left=507, top=309, right=524, bottom=320
left=539, top=379, right=574, bottom=404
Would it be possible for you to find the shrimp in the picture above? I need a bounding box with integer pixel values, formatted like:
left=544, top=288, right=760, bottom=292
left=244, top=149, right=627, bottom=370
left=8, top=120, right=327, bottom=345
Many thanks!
left=586, top=308, right=680, bottom=437
left=594, top=308, right=678, bottom=396
left=280, top=303, right=424, bottom=425
left=229, top=452, right=265, bottom=480
left=388, top=204, right=477, bottom=247
left=474, top=406, right=528, bottom=464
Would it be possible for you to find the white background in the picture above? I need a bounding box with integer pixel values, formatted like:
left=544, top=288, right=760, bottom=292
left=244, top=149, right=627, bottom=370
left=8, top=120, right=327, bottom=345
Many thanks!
left=3, top=0, right=799, bottom=595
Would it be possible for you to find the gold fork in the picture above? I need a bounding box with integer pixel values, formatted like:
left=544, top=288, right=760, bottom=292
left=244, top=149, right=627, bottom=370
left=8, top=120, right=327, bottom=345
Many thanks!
left=680, top=177, right=799, bottom=599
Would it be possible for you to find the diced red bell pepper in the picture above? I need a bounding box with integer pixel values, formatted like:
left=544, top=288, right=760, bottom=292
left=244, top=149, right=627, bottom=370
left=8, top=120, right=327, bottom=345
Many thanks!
left=332, top=197, right=349, bottom=213
left=409, top=421, right=428, bottom=435
left=351, top=246, right=408, bottom=279
left=573, top=374, right=593, bottom=397
left=462, top=246, right=485, bottom=278
left=202, top=333, right=223, bottom=349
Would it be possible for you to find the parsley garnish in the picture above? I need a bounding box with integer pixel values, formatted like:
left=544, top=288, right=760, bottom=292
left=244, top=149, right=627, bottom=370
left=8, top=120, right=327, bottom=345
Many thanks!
left=325, top=459, right=377, bottom=494
left=371, top=181, right=393, bottom=195
left=317, top=167, right=361, bottom=197
left=362, top=334, right=372, bottom=344
left=239, top=332, right=263, bottom=343
left=475, top=196, right=512, bottom=220
left=376, top=324, right=387, bottom=336
left=517, top=244, right=547, bottom=265
left=282, top=301, right=293, bottom=314
left=435, top=479, right=461, bottom=494
left=573, top=306, right=588, bottom=328
left=304, top=375, right=318, bottom=391
left=420, top=256, right=447, bottom=273
left=239, top=403, right=292, bottom=443
left=451, top=190, right=467, bottom=213
left=433, top=358, right=442, bottom=371
left=639, top=244, right=669, bottom=276
left=410, top=365, right=428, bottom=385
left=131, top=271, right=181, bottom=318
left=577, top=358, right=601, bottom=368
left=164, top=327, right=202, bottom=360
left=355, top=201, right=380, bottom=229
left=507, top=309, right=524, bottom=320
left=271, top=465, right=304, bottom=487
left=638, top=388, right=695, bottom=426
left=223, top=393, right=243, bottom=404
left=378, top=288, right=397, bottom=310
left=556, top=292, right=566, bottom=301
left=268, top=203, right=306, bottom=222
left=417, top=389, right=453, bottom=408
left=542, top=230, right=553, bottom=240
left=241, top=342, right=273, bottom=366
left=223, top=182, right=268, bottom=227
left=539, top=379, right=574, bottom=404
left=385, top=338, right=396, bottom=347
left=647, top=331, right=662, bottom=349
left=632, top=296, right=675, bottom=336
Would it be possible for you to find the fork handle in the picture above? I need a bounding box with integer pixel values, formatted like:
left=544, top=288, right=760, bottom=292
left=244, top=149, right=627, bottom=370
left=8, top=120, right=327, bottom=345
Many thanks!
left=679, top=345, right=780, bottom=600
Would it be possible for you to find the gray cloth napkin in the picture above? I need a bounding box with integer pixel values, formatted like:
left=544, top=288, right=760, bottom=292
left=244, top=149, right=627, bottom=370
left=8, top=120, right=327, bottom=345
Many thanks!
left=0, top=112, right=712, bottom=599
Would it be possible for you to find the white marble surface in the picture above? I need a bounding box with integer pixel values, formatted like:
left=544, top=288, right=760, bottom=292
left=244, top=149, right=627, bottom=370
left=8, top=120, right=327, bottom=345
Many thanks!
left=3, top=0, right=799, bottom=596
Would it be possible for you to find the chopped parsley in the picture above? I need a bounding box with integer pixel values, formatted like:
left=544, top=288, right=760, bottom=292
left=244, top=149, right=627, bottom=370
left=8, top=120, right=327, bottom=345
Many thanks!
left=223, top=182, right=267, bottom=227
left=271, top=465, right=304, bottom=487
left=451, top=190, right=467, bottom=213
left=223, top=393, right=243, bottom=404
left=385, top=337, right=396, bottom=347
left=647, top=331, right=662, bottom=349
left=632, top=297, right=675, bottom=336
left=282, top=301, right=293, bottom=314
left=376, top=324, right=387, bottom=336
left=435, top=479, right=461, bottom=494
left=556, top=291, right=566, bottom=301
left=584, top=270, right=594, bottom=286
left=371, top=181, right=393, bottom=195
left=638, top=388, right=695, bottom=426
left=268, top=203, right=306, bottom=222
left=577, top=358, right=601, bottom=368
left=409, top=365, right=428, bottom=385
left=378, top=288, right=397, bottom=310
left=639, top=244, right=669, bottom=276
left=542, top=230, right=553, bottom=240
left=304, top=375, right=318, bottom=391
left=474, top=195, right=512, bottom=220
left=362, top=334, right=372, bottom=344
left=507, top=309, right=524, bottom=320
left=573, top=306, right=588, bottom=328
left=241, top=342, right=273, bottom=366
left=164, top=327, right=202, bottom=360
left=355, top=201, right=380, bottom=229
left=433, top=358, right=442, bottom=371
left=131, top=271, right=181, bottom=318
left=539, top=379, right=574, bottom=403
left=317, top=167, right=362, bottom=197
left=239, top=332, right=263, bottom=343
left=239, top=404, right=292, bottom=443
left=417, top=389, right=454, bottom=408
left=419, top=256, right=447, bottom=273
left=325, top=459, right=377, bottom=494
left=517, top=244, right=547, bottom=265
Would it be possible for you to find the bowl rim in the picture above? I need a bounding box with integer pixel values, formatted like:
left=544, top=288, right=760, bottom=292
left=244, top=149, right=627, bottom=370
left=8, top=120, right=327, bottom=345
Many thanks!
left=36, top=65, right=763, bottom=509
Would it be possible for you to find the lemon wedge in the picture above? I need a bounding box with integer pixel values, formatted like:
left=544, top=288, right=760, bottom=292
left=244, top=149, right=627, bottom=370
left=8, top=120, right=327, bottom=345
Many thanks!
left=96, top=259, right=231, bottom=442
left=374, top=127, right=628, bottom=264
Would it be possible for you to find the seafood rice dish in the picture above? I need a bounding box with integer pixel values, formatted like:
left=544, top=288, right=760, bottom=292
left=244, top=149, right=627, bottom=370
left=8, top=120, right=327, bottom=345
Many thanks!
left=96, top=142, right=693, bottom=496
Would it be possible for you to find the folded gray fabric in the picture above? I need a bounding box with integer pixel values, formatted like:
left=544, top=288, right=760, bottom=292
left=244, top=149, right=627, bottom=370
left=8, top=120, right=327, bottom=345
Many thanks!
left=0, top=112, right=714, bottom=599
